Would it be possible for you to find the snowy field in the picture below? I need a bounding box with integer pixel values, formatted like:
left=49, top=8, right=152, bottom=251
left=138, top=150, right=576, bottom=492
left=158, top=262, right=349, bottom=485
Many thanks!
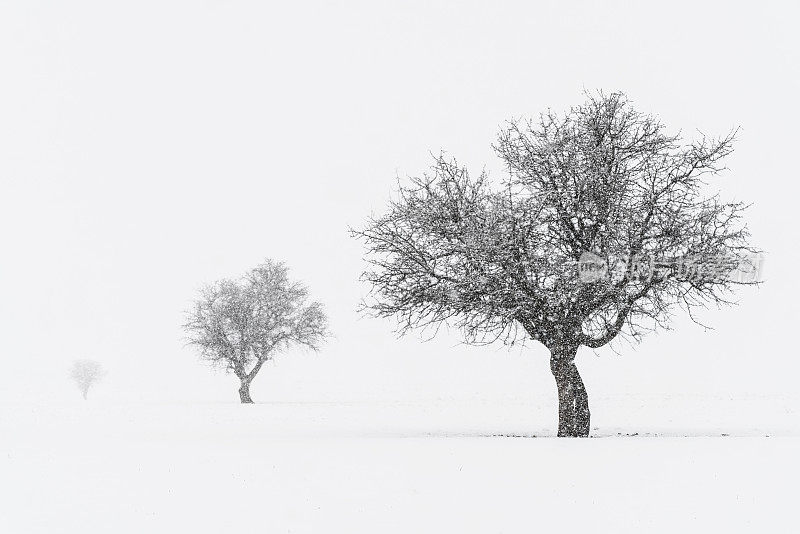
left=2, top=395, right=797, bottom=533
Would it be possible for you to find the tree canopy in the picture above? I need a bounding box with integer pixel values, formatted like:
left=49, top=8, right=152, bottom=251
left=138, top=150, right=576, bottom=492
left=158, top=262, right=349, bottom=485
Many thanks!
left=354, top=92, right=759, bottom=354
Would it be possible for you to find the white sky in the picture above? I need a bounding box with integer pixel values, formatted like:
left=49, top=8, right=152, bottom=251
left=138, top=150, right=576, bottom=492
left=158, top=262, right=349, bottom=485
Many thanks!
left=1, top=0, right=798, bottom=404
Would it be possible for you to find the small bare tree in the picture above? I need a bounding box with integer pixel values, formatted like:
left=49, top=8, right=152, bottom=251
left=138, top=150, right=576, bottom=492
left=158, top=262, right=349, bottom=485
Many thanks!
left=353, top=91, right=760, bottom=437
left=70, top=360, right=105, bottom=400
left=183, top=259, right=329, bottom=403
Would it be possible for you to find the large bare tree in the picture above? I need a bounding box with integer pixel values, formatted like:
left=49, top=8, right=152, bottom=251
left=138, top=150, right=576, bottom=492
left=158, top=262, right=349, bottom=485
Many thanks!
left=353, top=92, right=760, bottom=437
left=183, top=260, right=329, bottom=403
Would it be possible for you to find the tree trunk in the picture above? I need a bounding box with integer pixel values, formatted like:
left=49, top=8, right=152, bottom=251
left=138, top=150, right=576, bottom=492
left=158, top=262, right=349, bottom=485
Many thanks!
left=238, top=381, right=254, bottom=404
left=549, top=347, right=590, bottom=437
left=236, top=359, right=267, bottom=404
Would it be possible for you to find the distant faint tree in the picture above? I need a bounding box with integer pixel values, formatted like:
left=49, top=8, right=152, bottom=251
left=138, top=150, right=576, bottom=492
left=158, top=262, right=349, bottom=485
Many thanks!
left=183, top=260, right=329, bottom=403
left=353, top=92, right=760, bottom=437
left=70, top=360, right=105, bottom=400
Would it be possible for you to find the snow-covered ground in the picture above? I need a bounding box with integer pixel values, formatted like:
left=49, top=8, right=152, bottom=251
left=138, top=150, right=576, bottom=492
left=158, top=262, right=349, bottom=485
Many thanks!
left=1, top=395, right=797, bottom=532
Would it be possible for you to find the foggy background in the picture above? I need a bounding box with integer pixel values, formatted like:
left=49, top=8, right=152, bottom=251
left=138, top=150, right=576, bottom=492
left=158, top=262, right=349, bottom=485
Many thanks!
left=1, top=0, right=797, bottom=406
